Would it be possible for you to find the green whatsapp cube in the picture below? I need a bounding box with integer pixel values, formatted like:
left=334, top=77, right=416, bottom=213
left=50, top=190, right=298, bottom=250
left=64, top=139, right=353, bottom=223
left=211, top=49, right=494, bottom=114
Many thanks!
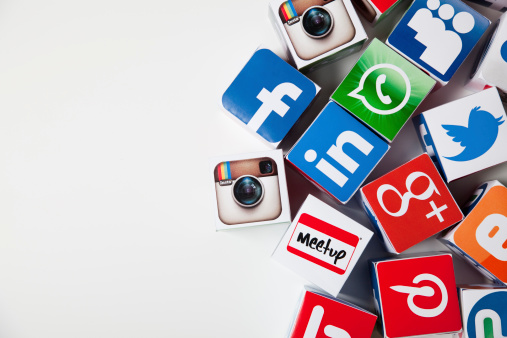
left=331, top=38, right=436, bottom=142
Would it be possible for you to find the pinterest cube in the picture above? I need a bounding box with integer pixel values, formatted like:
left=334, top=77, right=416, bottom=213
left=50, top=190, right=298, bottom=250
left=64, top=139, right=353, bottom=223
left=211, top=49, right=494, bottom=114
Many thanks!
left=360, top=154, right=463, bottom=254
left=371, top=254, right=462, bottom=338
left=272, top=195, right=373, bottom=297
left=286, top=101, right=389, bottom=204
left=350, top=0, right=403, bottom=24
left=413, top=88, right=507, bottom=182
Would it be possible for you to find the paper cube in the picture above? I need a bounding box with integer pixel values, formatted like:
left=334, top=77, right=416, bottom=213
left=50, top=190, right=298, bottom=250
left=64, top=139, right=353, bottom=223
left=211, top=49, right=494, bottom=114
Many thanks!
left=209, top=149, right=290, bottom=231
left=413, top=88, right=507, bottom=182
left=370, top=253, right=462, bottom=338
left=458, top=285, right=507, bottom=338
left=387, top=0, right=490, bottom=86
left=441, top=181, right=507, bottom=285
left=221, top=48, right=320, bottom=148
left=268, top=0, right=367, bottom=72
left=360, top=153, right=463, bottom=253
left=350, top=0, right=403, bottom=24
left=272, top=195, right=373, bottom=297
left=287, top=287, right=377, bottom=338
left=332, top=39, right=436, bottom=142
left=286, top=101, right=389, bottom=204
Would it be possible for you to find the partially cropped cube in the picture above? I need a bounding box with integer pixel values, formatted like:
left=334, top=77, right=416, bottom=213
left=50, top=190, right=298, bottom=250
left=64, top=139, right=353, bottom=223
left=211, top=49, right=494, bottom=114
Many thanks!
left=287, top=287, right=377, bottom=338
left=273, top=195, right=373, bottom=297
left=413, top=88, right=507, bottom=182
left=360, top=153, right=463, bottom=253
left=332, top=39, right=436, bottom=142
left=209, top=150, right=290, bottom=231
left=351, top=0, right=403, bottom=24
left=371, top=253, right=462, bottom=338
left=286, top=101, right=389, bottom=204
left=465, top=0, right=507, bottom=12
left=441, top=181, right=507, bottom=285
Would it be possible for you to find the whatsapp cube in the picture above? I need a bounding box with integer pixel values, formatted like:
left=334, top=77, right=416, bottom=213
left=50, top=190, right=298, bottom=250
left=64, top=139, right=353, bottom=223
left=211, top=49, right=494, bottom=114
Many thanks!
left=332, top=39, right=435, bottom=142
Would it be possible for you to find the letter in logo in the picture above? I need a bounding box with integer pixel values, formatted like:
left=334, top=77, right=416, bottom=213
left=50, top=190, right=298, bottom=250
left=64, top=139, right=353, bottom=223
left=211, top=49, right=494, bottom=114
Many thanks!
left=390, top=273, right=448, bottom=317
left=349, top=64, right=411, bottom=116
left=247, top=82, right=302, bottom=132
left=476, top=213, right=507, bottom=261
left=303, top=306, right=351, bottom=338
left=466, top=291, right=507, bottom=338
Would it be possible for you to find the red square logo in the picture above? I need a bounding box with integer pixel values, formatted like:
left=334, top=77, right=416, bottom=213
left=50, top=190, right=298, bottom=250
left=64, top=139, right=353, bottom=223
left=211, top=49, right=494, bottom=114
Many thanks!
left=362, top=154, right=463, bottom=253
left=290, top=291, right=377, bottom=338
left=375, top=255, right=462, bottom=337
left=370, top=0, right=399, bottom=13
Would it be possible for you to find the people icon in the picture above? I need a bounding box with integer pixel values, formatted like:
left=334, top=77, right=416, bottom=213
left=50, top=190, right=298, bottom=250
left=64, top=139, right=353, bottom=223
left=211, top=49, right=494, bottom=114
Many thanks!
left=407, top=0, right=475, bottom=74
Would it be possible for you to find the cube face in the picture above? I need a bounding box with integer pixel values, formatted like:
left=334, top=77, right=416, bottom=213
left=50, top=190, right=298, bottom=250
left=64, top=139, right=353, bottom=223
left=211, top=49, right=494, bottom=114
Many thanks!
left=387, top=0, right=490, bottom=84
left=289, top=290, right=377, bottom=338
left=221, top=49, right=319, bottom=147
left=351, top=0, right=401, bottom=24
left=287, top=101, right=389, bottom=203
left=414, top=88, right=507, bottom=182
left=372, top=254, right=462, bottom=337
left=332, top=39, right=436, bottom=142
left=272, top=195, right=373, bottom=297
left=361, top=154, right=463, bottom=253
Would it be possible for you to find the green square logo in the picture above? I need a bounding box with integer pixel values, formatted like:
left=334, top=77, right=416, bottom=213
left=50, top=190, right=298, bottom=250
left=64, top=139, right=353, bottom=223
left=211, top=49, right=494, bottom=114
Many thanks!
left=331, top=38, right=436, bottom=142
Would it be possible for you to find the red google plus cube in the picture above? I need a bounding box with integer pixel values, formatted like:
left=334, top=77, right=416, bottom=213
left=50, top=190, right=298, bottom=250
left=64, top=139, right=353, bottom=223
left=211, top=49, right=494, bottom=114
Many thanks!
left=360, top=153, right=463, bottom=253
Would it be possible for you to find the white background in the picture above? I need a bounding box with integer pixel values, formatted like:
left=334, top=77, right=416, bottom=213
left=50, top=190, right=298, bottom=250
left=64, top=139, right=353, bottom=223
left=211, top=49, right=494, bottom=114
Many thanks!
left=0, top=1, right=506, bottom=337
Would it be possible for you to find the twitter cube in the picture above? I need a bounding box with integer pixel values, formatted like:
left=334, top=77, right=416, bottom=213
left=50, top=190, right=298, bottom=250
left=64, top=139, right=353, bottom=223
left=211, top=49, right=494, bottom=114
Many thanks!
left=221, top=48, right=320, bottom=148
left=286, top=101, right=390, bottom=204
left=413, top=87, right=507, bottom=182
left=387, top=0, right=490, bottom=86
left=441, top=180, right=507, bottom=285
left=360, top=153, right=463, bottom=254
left=331, top=39, right=436, bottom=142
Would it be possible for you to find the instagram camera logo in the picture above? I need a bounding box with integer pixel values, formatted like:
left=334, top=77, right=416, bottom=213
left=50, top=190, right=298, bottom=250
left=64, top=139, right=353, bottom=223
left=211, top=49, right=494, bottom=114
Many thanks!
left=214, top=157, right=282, bottom=225
left=279, top=0, right=356, bottom=60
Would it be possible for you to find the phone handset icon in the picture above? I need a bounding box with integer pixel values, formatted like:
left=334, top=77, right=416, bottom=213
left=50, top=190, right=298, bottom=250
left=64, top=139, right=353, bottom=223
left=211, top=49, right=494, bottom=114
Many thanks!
left=376, top=74, right=392, bottom=105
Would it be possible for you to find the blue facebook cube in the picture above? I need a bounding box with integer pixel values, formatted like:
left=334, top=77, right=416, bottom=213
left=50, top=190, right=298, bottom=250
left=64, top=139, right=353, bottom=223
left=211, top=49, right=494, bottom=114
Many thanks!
left=287, top=101, right=390, bottom=203
left=221, top=48, right=320, bottom=148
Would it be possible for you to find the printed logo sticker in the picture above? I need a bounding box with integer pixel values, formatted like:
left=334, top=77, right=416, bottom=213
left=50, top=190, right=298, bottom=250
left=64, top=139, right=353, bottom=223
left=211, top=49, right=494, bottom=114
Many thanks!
left=466, top=291, right=507, bottom=338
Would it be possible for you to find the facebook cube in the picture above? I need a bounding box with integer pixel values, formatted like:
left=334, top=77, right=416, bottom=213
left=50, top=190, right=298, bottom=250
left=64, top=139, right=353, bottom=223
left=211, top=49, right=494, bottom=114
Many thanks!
left=221, top=48, right=320, bottom=148
left=286, top=101, right=389, bottom=204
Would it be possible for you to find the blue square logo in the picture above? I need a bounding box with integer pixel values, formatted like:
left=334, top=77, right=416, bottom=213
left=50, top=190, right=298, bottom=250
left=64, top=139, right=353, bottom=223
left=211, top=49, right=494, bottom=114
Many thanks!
left=222, top=49, right=319, bottom=145
left=287, top=101, right=389, bottom=203
left=387, top=0, right=489, bottom=83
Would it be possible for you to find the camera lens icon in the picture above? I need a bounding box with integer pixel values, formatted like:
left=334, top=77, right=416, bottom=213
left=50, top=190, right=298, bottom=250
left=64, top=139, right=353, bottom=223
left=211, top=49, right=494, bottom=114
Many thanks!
left=302, top=6, right=334, bottom=38
left=232, top=175, right=265, bottom=207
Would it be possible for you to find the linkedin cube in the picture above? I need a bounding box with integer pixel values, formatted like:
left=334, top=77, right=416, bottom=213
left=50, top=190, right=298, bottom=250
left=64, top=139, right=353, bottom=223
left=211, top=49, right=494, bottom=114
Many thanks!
left=221, top=48, right=320, bottom=148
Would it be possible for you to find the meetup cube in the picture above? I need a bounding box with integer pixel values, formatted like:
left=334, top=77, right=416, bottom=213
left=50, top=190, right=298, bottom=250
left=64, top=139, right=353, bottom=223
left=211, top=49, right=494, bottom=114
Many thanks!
left=268, top=0, right=367, bottom=72
left=387, top=0, right=490, bottom=86
left=286, top=101, right=389, bottom=204
left=272, top=195, right=373, bottom=297
left=413, top=88, right=507, bottom=182
left=351, top=0, right=403, bottom=24
left=441, top=181, right=507, bottom=285
left=360, top=153, right=463, bottom=254
left=332, top=39, right=436, bottom=142
left=287, top=287, right=377, bottom=338
left=209, top=150, right=290, bottom=231
left=371, top=253, right=462, bottom=338
left=221, top=48, right=320, bottom=148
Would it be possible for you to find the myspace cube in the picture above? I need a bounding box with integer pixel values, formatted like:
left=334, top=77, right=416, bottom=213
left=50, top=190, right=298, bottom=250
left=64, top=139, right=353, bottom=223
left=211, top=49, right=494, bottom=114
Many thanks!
left=332, top=39, right=436, bottom=142
left=387, top=0, right=490, bottom=85
left=221, top=48, right=320, bottom=148
left=413, top=88, right=507, bottom=182
left=286, top=101, right=389, bottom=204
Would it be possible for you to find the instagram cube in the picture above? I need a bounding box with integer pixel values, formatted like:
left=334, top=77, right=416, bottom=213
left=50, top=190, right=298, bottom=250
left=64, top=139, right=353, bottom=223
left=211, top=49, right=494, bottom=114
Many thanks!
left=467, top=12, right=507, bottom=98
left=221, top=48, right=320, bottom=148
left=441, top=181, right=507, bottom=285
left=209, top=149, right=290, bottom=231
left=413, top=88, right=507, bottom=182
left=331, top=39, right=436, bottom=142
left=370, top=254, right=462, bottom=338
left=458, top=286, right=507, bottom=338
left=286, top=101, right=389, bottom=204
left=387, top=0, right=490, bottom=86
left=287, top=287, right=377, bottom=338
left=272, top=195, right=373, bottom=297
left=268, top=0, right=367, bottom=72
left=360, top=154, right=463, bottom=254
